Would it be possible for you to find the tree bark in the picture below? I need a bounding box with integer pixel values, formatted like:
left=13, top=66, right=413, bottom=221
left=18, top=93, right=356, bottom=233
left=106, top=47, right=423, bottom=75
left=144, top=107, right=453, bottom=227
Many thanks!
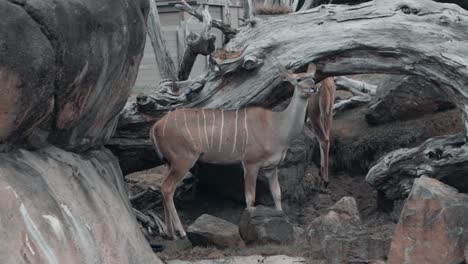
left=147, top=0, right=178, bottom=82
left=177, top=7, right=217, bottom=81
left=366, top=134, right=468, bottom=202
left=110, top=0, right=468, bottom=174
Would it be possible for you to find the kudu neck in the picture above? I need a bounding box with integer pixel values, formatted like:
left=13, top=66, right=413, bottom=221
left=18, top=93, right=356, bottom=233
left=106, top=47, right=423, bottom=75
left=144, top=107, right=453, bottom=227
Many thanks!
left=274, top=87, right=309, bottom=144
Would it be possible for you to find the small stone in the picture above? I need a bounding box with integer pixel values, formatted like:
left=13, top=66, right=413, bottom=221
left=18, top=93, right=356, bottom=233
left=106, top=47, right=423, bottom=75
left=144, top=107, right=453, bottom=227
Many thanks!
left=239, top=206, right=294, bottom=245
left=187, top=214, right=244, bottom=249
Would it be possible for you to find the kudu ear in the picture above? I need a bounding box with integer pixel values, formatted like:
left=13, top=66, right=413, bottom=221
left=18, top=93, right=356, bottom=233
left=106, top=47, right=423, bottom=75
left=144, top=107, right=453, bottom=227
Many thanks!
left=278, top=65, right=299, bottom=86
left=306, top=63, right=317, bottom=77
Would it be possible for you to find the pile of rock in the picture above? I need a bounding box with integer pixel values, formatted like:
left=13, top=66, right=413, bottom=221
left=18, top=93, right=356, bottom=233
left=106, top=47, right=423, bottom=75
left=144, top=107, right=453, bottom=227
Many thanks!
left=307, top=197, right=391, bottom=264
left=186, top=206, right=297, bottom=249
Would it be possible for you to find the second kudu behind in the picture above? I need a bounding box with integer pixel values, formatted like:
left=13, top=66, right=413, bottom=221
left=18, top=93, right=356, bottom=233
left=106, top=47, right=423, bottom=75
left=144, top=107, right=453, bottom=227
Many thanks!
left=150, top=63, right=318, bottom=239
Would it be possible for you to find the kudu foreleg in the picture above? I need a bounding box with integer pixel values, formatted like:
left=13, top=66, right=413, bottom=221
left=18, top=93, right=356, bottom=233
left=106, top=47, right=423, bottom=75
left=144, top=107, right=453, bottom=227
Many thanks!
left=161, top=159, right=194, bottom=239
left=242, top=163, right=260, bottom=209
left=266, top=167, right=282, bottom=211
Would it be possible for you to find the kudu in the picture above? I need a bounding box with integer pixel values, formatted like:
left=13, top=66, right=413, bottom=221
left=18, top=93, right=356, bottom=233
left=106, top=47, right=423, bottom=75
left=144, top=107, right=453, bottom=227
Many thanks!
left=149, top=63, right=318, bottom=239
left=306, top=77, right=336, bottom=187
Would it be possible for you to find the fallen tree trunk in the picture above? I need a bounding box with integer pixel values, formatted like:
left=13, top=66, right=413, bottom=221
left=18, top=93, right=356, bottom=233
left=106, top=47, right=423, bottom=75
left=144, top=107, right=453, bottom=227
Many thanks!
left=111, top=0, right=468, bottom=174
left=366, top=134, right=468, bottom=202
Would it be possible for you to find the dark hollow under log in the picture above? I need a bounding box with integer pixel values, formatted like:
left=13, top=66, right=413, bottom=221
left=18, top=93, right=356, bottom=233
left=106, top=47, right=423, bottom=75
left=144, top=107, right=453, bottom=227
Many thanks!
left=365, top=75, right=456, bottom=126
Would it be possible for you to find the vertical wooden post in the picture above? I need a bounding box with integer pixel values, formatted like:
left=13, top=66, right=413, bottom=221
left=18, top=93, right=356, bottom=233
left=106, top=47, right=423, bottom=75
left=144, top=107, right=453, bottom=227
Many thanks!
left=147, top=0, right=178, bottom=86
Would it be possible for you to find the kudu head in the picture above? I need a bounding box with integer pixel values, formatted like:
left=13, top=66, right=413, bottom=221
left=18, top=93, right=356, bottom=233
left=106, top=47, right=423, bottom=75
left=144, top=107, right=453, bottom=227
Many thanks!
left=279, top=63, right=318, bottom=98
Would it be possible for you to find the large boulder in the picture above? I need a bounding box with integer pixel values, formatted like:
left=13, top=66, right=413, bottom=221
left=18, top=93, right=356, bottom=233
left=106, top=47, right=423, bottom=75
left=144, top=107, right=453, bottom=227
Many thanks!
left=239, top=206, right=295, bottom=245
left=0, top=146, right=162, bottom=264
left=388, top=177, right=468, bottom=264
left=307, top=197, right=391, bottom=264
left=0, top=0, right=148, bottom=151
left=187, top=214, right=244, bottom=249
left=365, top=75, right=455, bottom=125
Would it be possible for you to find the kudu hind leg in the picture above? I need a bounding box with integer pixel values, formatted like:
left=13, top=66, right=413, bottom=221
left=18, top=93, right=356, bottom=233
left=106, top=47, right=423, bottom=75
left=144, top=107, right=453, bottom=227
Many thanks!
left=319, top=137, right=330, bottom=187
left=161, top=159, right=194, bottom=239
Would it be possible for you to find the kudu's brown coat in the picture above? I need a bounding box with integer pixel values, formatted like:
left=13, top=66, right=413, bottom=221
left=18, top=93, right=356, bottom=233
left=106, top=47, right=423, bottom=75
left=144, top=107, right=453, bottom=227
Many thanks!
left=150, top=64, right=324, bottom=239
left=307, top=77, right=336, bottom=185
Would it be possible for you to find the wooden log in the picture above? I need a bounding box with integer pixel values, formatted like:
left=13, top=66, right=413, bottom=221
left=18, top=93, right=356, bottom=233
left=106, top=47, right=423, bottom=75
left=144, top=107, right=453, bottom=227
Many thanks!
left=335, top=76, right=377, bottom=96
left=147, top=0, right=178, bottom=83
left=366, top=134, right=468, bottom=202
left=175, top=0, right=238, bottom=43
left=111, top=0, right=468, bottom=173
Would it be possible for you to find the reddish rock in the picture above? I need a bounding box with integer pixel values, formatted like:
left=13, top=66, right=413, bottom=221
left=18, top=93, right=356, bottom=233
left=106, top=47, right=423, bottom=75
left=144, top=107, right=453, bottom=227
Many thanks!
left=187, top=214, right=244, bottom=249
left=388, top=176, right=468, bottom=264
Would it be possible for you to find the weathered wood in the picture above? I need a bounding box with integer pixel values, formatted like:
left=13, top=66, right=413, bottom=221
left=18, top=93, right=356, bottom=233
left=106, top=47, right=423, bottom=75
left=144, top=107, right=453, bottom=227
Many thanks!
left=178, top=7, right=216, bottom=81
left=136, top=0, right=468, bottom=119
left=112, top=0, right=468, bottom=173
left=148, top=0, right=178, bottom=82
left=333, top=95, right=371, bottom=115
left=175, top=0, right=238, bottom=43
left=333, top=76, right=376, bottom=115
left=366, top=134, right=468, bottom=202
left=335, top=76, right=377, bottom=96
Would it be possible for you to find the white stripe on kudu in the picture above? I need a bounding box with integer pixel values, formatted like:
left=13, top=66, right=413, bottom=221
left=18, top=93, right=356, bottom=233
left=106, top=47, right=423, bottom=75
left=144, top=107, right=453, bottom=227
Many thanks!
left=211, top=111, right=215, bottom=148
left=219, top=110, right=224, bottom=152
left=162, top=111, right=170, bottom=137
left=244, top=108, right=249, bottom=155
left=183, top=109, right=195, bottom=147
left=197, top=114, right=203, bottom=148
left=232, top=109, right=239, bottom=154
left=202, top=109, right=210, bottom=149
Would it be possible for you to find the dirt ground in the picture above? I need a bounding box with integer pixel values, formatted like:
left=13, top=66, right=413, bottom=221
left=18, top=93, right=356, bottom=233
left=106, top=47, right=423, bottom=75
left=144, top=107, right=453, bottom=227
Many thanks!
left=126, top=164, right=394, bottom=263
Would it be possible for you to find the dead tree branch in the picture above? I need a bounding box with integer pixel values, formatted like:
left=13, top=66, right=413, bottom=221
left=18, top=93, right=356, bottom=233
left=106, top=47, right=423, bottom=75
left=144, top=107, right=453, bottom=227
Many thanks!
left=335, top=76, right=377, bottom=96
left=147, top=0, right=177, bottom=83
left=175, top=0, right=238, bottom=43
left=178, top=6, right=216, bottom=81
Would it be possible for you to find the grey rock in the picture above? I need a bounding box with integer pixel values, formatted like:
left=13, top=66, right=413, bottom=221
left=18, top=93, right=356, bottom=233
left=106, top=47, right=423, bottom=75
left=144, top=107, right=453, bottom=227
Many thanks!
left=0, top=0, right=148, bottom=151
left=307, top=197, right=390, bottom=264
left=187, top=214, right=244, bottom=249
left=239, top=206, right=294, bottom=245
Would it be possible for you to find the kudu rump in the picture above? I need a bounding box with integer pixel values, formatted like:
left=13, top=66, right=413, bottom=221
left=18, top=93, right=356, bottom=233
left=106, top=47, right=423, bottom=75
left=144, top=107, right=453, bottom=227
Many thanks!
left=150, top=63, right=330, bottom=239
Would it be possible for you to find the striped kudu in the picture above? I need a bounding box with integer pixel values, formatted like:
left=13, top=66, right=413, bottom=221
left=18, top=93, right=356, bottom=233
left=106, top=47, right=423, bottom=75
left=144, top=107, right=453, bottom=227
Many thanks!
left=150, top=64, right=318, bottom=239
left=307, top=77, right=336, bottom=187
